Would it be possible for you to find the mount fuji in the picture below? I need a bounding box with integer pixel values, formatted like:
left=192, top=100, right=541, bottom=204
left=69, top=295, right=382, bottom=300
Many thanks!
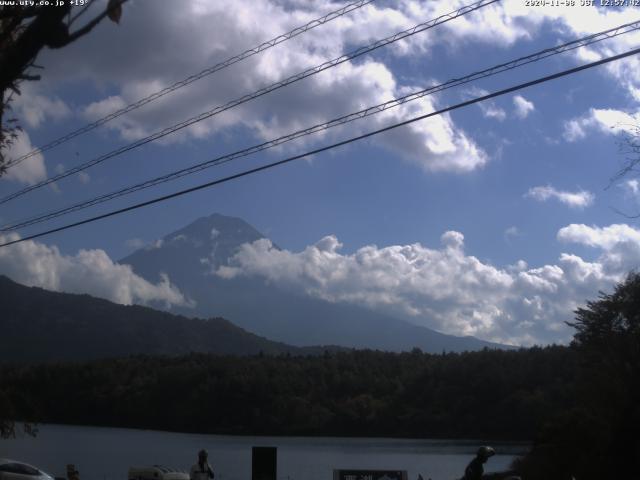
left=120, top=213, right=512, bottom=352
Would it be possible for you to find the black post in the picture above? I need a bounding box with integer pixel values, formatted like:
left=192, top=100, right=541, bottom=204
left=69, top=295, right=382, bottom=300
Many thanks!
left=252, top=446, right=277, bottom=480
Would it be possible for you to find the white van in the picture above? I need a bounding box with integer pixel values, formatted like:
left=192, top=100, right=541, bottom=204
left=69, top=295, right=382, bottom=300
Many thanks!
left=128, top=466, right=189, bottom=480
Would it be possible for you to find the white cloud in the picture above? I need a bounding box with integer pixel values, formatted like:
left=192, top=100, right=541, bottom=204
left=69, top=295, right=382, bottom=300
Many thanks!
left=216, top=224, right=639, bottom=345
left=35, top=0, right=493, bottom=174
left=563, top=118, right=587, bottom=142
left=18, top=0, right=640, bottom=176
left=375, top=89, right=488, bottom=172
left=558, top=223, right=640, bottom=250
left=82, top=95, right=127, bottom=120
left=2, top=130, right=47, bottom=185
left=149, top=239, right=164, bottom=250
left=504, top=226, right=521, bottom=240
left=0, top=233, right=193, bottom=308
left=77, top=171, right=91, bottom=184
left=563, top=108, right=639, bottom=142
left=558, top=223, right=640, bottom=278
left=463, top=86, right=506, bottom=121
left=526, top=185, right=594, bottom=209
left=125, top=238, right=146, bottom=249
left=513, top=95, right=534, bottom=119
left=12, top=83, right=71, bottom=129
left=622, top=179, right=640, bottom=197
left=482, top=105, right=507, bottom=121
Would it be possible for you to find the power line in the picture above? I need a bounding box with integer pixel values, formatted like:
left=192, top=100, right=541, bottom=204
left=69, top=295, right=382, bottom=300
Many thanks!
left=1, top=45, right=638, bottom=249
left=4, top=0, right=376, bottom=169
left=4, top=19, right=639, bottom=233
left=0, top=0, right=499, bottom=205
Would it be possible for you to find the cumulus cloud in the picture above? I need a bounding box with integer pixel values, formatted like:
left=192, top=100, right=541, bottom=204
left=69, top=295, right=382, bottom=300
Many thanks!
left=15, top=0, right=638, bottom=166
left=2, top=130, right=47, bottom=185
left=216, top=224, right=639, bottom=345
left=11, top=82, right=71, bottom=130
left=21, top=0, right=640, bottom=177
left=33, top=0, right=494, bottom=174
left=563, top=108, right=639, bottom=142
left=0, top=233, right=193, bottom=308
left=374, top=89, right=488, bottom=172
left=513, top=95, right=534, bottom=119
left=217, top=232, right=515, bottom=339
left=557, top=223, right=640, bottom=281
left=526, top=185, right=594, bottom=209
left=558, top=223, right=640, bottom=251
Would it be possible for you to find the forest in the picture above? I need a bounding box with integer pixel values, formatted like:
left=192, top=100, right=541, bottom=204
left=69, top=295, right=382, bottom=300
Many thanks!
left=2, top=273, right=639, bottom=479
left=0, top=346, right=574, bottom=440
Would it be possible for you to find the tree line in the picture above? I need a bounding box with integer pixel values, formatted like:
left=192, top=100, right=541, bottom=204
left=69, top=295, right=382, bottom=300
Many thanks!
left=1, top=345, right=575, bottom=440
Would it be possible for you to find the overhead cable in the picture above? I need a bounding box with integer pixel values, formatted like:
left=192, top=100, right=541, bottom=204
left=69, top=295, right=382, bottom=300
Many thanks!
left=0, top=0, right=499, bottom=205
left=1, top=44, right=638, bottom=248
left=4, top=0, right=376, bottom=169
left=3, top=19, right=639, bottom=232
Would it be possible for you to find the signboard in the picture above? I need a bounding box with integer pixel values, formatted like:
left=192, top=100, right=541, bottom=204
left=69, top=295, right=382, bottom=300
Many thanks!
left=333, top=470, right=408, bottom=480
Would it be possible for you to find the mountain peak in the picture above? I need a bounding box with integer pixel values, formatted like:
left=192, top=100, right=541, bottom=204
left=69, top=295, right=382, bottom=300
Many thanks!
left=120, top=213, right=267, bottom=283
left=119, top=214, right=513, bottom=353
left=166, top=213, right=265, bottom=245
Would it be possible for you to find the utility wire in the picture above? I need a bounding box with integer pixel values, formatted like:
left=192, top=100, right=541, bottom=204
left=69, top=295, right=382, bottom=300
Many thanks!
left=0, top=0, right=499, bottom=205
left=4, top=0, right=376, bottom=169
left=3, top=19, right=639, bottom=233
left=1, top=45, right=638, bottom=249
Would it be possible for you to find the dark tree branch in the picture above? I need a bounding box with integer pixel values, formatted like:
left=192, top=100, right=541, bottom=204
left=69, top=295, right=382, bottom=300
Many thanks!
left=68, top=1, right=98, bottom=27
left=65, top=0, right=128, bottom=44
left=0, top=0, right=127, bottom=174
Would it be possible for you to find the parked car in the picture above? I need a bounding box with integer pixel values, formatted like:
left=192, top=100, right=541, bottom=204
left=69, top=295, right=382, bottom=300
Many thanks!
left=128, top=466, right=189, bottom=480
left=0, top=460, right=54, bottom=480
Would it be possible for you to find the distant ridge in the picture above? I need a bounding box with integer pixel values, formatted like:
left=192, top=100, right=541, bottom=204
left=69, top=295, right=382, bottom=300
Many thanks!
left=0, top=275, right=341, bottom=364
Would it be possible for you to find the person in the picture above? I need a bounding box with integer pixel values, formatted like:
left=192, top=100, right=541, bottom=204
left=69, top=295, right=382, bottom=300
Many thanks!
left=190, top=449, right=214, bottom=480
left=462, top=446, right=495, bottom=480
left=66, top=464, right=80, bottom=480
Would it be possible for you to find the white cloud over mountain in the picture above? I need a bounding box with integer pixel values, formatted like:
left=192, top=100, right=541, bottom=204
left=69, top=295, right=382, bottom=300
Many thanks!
left=0, top=233, right=192, bottom=308
left=218, top=223, right=640, bottom=346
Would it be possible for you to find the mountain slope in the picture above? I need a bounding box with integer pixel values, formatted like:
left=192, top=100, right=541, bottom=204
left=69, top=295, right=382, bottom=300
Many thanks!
left=0, top=275, right=333, bottom=363
left=120, top=213, right=512, bottom=353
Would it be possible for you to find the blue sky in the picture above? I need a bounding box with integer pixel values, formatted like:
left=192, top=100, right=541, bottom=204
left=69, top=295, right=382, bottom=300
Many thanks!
left=2, top=0, right=640, bottom=345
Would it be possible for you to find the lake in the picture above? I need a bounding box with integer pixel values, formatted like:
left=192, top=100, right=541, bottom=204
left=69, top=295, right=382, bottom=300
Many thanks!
left=0, top=424, right=528, bottom=480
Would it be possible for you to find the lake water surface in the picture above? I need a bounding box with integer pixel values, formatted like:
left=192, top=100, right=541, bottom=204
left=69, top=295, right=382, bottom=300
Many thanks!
left=1, top=425, right=528, bottom=480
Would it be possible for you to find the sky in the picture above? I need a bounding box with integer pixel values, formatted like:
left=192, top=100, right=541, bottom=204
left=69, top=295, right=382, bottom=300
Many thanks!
left=2, top=0, right=640, bottom=346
